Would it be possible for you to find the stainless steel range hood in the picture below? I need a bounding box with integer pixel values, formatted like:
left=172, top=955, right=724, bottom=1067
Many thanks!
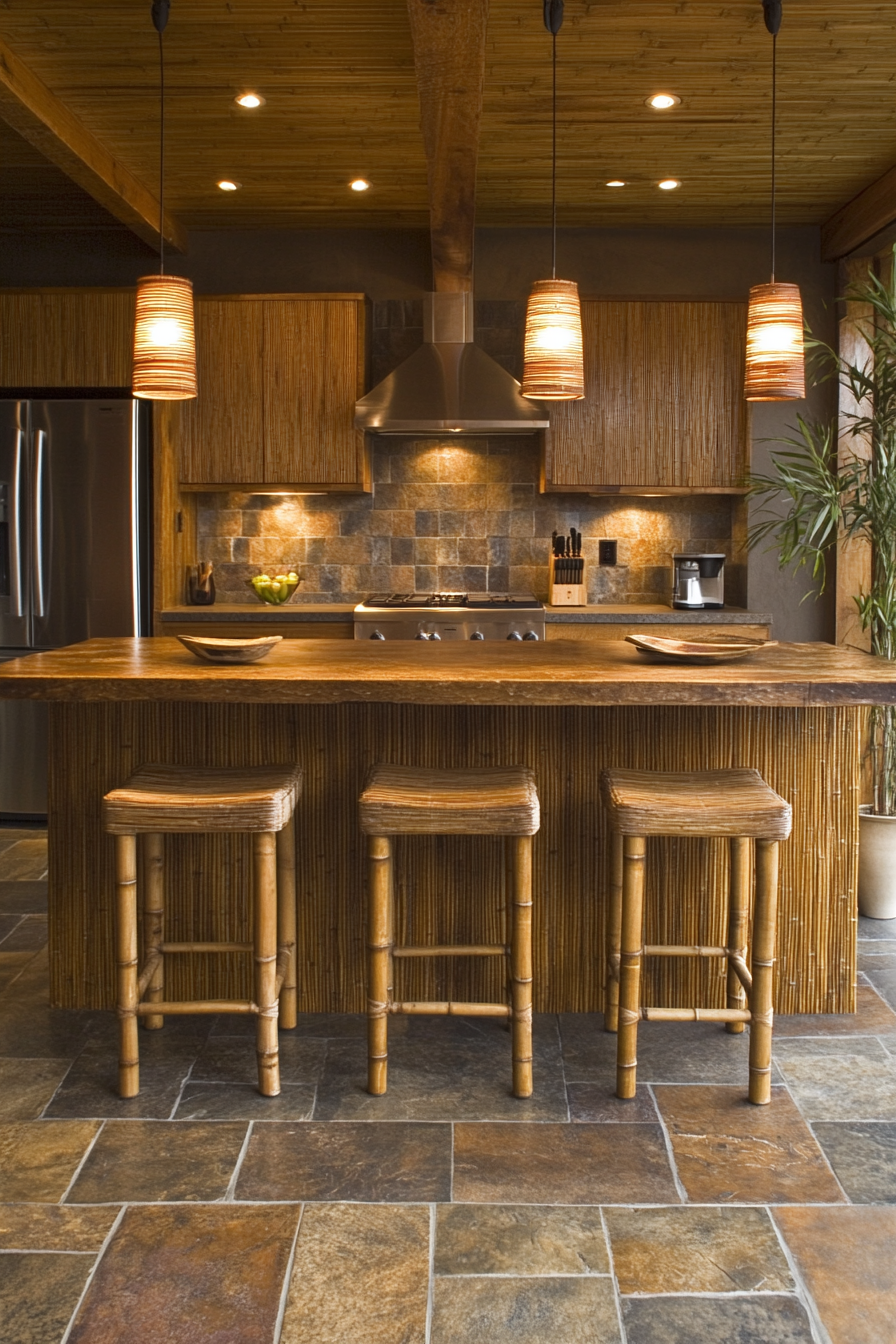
left=354, top=292, right=549, bottom=436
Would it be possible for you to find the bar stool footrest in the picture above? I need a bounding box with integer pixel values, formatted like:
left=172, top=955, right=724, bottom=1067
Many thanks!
left=390, top=1000, right=512, bottom=1018
left=641, top=1006, right=752, bottom=1023
left=135, top=999, right=260, bottom=1016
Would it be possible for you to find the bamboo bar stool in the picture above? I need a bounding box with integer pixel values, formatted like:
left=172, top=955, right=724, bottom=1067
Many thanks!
left=359, top=764, right=540, bottom=1098
left=102, top=763, right=302, bottom=1100
left=600, top=768, right=792, bottom=1106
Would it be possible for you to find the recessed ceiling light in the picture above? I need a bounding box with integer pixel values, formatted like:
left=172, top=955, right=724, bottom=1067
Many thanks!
left=234, top=92, right=265, bottom=109
left=217, top=179, right=241, bottom=191
left=658, top=178, right=681, bottom=191
left=647, top=93, right=681, bottom=110
left=350, top=178, right=371, bottom=192
left=605, top=179, right=626, bottom=188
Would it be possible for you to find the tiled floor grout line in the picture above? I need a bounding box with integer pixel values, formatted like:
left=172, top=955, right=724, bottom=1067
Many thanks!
left=424, top=1202, right=437, bottom=1344
left=58, top=1120, right=107, bottom=1205
left=36, top=1055, right=79, bottom=1119
left=449, top=1121, right=455, bottom=1201
left=223, top=1120, right=255, bottom=1202
left=272, top=1201, right=305, bottom=1344
left=767, top=1207, right=833, bottom=1344
left=57, top=1201, right=128, bottom=1344
left=646, top=1083, right=687, bottom=1204
left=599, top=1206, right=629, bottom=1344
left=166, top=1056, right=198, bottom=1120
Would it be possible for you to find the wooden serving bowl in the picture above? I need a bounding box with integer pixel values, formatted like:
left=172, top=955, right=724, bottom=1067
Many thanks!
left=176, top=635, right=283, bottom=664
left=625, top=634, right=777, bottom=664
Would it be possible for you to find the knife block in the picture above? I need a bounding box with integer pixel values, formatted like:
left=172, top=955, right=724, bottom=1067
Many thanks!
left=549, top=557, right=587, bottom=607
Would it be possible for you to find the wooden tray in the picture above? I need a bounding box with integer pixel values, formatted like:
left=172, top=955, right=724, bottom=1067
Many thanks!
left=177, top=635, right=283, bottom=664
left=625, top=633, right=777, bottom=664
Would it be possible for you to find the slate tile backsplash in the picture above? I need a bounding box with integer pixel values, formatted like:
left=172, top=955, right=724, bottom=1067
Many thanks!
left=197, top=437, right=745, bottom=606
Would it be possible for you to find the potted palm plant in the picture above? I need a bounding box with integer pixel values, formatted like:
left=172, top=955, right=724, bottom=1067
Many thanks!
left=748, top=254, right=896, bottom=918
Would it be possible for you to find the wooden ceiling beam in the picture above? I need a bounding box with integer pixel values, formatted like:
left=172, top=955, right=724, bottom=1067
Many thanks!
left=407, top=0, right=488, bottom=293
left=821, top=163, right=896, bottom=263
left=0, top=36, right=187, bottom=254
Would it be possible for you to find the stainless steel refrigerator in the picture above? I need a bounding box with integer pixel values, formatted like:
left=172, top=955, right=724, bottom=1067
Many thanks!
left=0, top=399, right=152, bottom=818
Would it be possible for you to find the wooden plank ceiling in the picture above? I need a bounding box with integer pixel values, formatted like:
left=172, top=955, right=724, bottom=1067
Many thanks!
left=0, top=0, right=894, bottom=235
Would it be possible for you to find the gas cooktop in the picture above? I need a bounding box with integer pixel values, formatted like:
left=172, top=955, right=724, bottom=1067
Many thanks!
left=361, top=592, right=542, bottom=610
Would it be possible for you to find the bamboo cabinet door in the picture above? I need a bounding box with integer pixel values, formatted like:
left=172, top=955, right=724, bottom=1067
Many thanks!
left=263, top=299, right=368, bottom=490
left=543, top=299, right=750, bottom=492
left=178, top=299, right=265, bottom=486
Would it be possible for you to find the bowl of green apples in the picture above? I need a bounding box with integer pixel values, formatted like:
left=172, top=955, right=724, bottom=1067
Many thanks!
left=248, top=570, right=302, bottom=605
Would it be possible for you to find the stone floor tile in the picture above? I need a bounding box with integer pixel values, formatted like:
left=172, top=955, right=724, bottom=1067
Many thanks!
left=83, top=1012, right=213, bottom=1055
left=0, top=958, right=95, bottom=1058
left=0, top=1056, right=71, bottom=1120
left=452, top=1122, right=680, bottom=1204
left=863, top=967, right=896, bottom=1012
left=567, top=1082, right=658, bottom=1122
left=559, top=1014, right=772, bottom=1086
left=0, top=881, right=48, bottom=916
left=237, top=1120, right=452, bottom=1202
left=435, top=1204, right=609, bottom=1275
left=654, top=1086, right=845, bottom=1204
left=774, top=1206, right=896, bottom=1344
left=280, top=1203, right=430, bottom=1344
left=212, top=1011, right=366, bottom=1038
left=0, top=915, right=47, bottom=952
left=0, top=1202, right=119, bottom=1250
left=812, top=1122, right=896, bottom=1203
left=66, top=1119, right=248, bottom=1203
left=0, top=1120, right=100, bottom=1201
left=0, top=914, right=20, bottom=943
left=859, top=915, right=896, bottom=941
left=0, top=839, right=47, bottom=882
left=605, top=1205, right=793, bottom=1294
left=859, top=947, right=896, bottom=971
left=314, top=1029, right=568, bottom=1122
left=775, top=983, right=896, bottom=1036
left=175, top=1081, right=316, bottom=1120
left=191, top=1034, right=326, bottom=1085
left=0, top=950, right=36, bottom=993
left=431, top=1275, right=621, bottom=1344
left=43, top=1056, right=192, bottom=1119
left=621, top=1294, right=814, bottom=1343
left=773, top=1037, right=896, bottom=1122
left=0, top=1251, right=95, bottom=1344
left=67, top=1203, right=299, bottom=1344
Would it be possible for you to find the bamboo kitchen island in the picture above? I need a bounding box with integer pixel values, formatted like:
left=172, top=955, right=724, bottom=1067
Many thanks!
left=1, top=637, right=893, bottom=1016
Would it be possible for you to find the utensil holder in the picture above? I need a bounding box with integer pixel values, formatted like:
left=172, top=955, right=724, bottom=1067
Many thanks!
left=187, top=563, right=216, bottom=606
left=550, top=556, right=586, bottom=606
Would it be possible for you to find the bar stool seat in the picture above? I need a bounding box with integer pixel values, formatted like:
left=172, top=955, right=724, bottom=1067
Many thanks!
left=600, top=767, right=792, bottom=1106
left=359, top=764, right=540, bottom=1098
left=103, top=763, right=302, bottom=1100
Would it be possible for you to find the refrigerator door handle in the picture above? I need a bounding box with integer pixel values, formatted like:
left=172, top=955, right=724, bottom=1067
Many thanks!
left=32, top=429, right=46, bottom=619
left=10, top=428, right=25, bottom=618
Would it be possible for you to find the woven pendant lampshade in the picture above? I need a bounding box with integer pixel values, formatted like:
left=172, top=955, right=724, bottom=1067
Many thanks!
left=745, top=281, right=805, bottom=401
left=521, top=279, right=585, bottom=400
left=133, top=274, right=197, bottom=400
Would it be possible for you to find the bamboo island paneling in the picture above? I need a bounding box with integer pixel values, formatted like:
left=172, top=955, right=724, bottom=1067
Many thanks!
left=48, top=701, right=860, bottom=1017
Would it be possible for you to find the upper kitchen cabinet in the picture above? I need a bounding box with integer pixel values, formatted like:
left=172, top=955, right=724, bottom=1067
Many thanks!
left=0, top=288, right=135, bottom=387
left=178, top=293, right=370, bottom=492
left=542, top=299, right=750, bottom=493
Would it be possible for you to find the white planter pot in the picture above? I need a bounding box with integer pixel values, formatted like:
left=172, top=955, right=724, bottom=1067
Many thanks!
left=858, top=805, right=896, bottom=919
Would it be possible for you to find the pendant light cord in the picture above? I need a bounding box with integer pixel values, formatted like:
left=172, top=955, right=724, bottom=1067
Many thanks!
left=158, top=26, right=165, bottom=276
left=551, top=27, right=557, bottom=280
left=770, top=30, right=776, bottom=283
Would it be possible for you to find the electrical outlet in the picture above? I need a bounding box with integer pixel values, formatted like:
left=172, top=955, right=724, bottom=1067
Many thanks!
left=598, top=539, right=617, bottom=566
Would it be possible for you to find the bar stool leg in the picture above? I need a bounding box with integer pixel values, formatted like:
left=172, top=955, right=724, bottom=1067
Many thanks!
left=726, top=837, right=750, bottom=1035
left=510, top=835, right=534, bottom=1098
left=115, top=833, right=140, bottom=1098
left=143, top=832, right=165, bottom=1030
left=605, top=831, right=624, bottom=1033
left=368, top=834, right=392, bottom=1095
left=276, top=813, right=298, bottom=1030
left=749, top=838, right=779, bottom=1105
left=254, top=831, right=281, bottom=1097
left=616, top=834, right=646, bottom=1100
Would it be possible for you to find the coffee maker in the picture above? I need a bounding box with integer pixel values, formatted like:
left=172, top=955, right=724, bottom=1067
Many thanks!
left=672, top=553, right=725, bottom=610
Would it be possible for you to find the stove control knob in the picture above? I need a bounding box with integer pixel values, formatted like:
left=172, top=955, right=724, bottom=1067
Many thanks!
left=415, top=631, right=430, bottom=640
left=507, top=630, right=523, bottom=641
left=523, top=631, right=539, bottom=641
left=429, top=631, right=442, bottom=640
left=370, top=630, right=386, bottom=641
left=470, top=631, right=485, bottom=640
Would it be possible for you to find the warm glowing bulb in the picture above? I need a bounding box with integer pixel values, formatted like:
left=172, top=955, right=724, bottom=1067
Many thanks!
left=751, top=322, right=802, bottom=355
left=350, top=178, right=370, bottom=192
left=606, top=179, right=626, bottom=188
left=147, top=318, right=183, bottom=347
left=217, top=179, right=241, bottom=192
left=647, top=93, right=680, bottom=109
left=534, top=325, right=579, bottom=353
left=658, top=178, right=681, bottom=190
left=235, top=92, right=264, bottom=108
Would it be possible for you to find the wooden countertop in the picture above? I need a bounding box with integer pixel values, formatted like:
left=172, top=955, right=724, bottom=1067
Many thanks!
left=0, top=637, right=894, bottom=707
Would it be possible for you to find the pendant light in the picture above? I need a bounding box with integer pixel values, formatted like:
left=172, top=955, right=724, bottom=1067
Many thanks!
left=521, top=0, right=584, bottom=402
left=132, top=0, right=197, bottom=401
left=744, top=0, right=805, bottom=402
